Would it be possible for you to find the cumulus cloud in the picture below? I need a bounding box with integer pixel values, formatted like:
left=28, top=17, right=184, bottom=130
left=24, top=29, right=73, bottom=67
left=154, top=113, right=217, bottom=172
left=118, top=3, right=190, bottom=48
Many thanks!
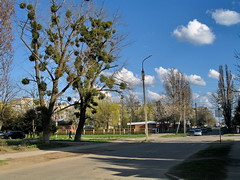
left=114, top=68, right=155, bottom=88
left=211, top=9, right=240, bottom=26
left=145, top=75, right=156, bottom=86
left=155, top=66, right=206, bottom=86
left=114, top=68, right=141, bottom=88
left=148, top=90, right=166, bottom=102
left=185, top=74, right=206, bottom=86
left=208, top=69, right=219, bottom=79
left=173, top=19, right=215, bottom=45
left=193, top=92, right=214, bottom=108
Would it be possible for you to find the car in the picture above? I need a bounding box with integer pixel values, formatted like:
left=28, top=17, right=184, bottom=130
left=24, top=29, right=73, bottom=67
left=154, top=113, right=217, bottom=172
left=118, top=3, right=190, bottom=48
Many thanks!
left=0, top=131, right=4, bottom=138
left=187, top=129, right=195, bottom=135
left=2, top=130, right=25, bottom=139
left=194, top=129, right=202, bottom=136
left=201, top=128, right=207, bottom=133
left=206, top=127, right=212, bottom=132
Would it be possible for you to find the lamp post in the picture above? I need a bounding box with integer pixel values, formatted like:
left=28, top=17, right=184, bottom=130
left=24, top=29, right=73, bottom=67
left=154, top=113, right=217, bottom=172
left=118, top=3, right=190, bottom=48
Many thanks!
left=141, top=55, right=152, bottom=141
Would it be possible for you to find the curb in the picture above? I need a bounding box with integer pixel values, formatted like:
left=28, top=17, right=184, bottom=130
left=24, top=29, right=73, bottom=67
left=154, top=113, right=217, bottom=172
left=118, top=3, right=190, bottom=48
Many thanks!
left=165, top=173, right=183, bottom=180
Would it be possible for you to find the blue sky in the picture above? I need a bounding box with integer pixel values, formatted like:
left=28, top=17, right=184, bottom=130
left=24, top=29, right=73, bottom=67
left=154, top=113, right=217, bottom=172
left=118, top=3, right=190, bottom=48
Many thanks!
left=13, top=0, right=240, bottom=108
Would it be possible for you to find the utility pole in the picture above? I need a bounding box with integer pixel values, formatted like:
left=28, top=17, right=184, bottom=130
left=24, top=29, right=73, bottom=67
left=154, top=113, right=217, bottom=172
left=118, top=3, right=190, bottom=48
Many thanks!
left=141, top=55, right=152, bottom=141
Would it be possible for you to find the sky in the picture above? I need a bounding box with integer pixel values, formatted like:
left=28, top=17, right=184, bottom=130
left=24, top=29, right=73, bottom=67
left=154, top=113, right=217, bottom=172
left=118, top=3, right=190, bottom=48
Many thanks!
left=13, top=0, right=240, bottom=109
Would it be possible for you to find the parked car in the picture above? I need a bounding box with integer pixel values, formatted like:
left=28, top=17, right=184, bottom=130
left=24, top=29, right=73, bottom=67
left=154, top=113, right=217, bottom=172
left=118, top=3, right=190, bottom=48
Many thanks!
left=194, top=129, right=202, bottom=136
left=206, top=127, right=212, bottom=132
left=2, top=131, right=25, bottom=139
left=201, top=128, right=207, bottom=133
left=187, top=129, right=195, bottom=135
left=0, top=131, right=4, bottom=138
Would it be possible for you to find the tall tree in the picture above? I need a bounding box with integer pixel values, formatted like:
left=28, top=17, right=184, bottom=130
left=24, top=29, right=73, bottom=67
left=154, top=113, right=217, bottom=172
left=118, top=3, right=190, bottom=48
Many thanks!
left=0, top=0, right=15, bottom=129
left=19, top=0, right=94, bottom=143
left=163, top=69, right=192, bottom=133
left=217, top=65, right=234, bottom=131
left=72, top=11, right=126, bottom=141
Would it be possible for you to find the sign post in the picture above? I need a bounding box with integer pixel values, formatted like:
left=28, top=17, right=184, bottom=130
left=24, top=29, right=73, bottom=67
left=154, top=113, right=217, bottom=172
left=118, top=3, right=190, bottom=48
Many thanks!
left=215, top=108, right=222, bottom=143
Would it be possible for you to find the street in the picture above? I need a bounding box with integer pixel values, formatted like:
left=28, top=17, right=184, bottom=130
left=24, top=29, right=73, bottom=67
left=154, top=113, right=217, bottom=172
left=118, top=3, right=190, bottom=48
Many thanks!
left=0, top=134, right=231, bottom=180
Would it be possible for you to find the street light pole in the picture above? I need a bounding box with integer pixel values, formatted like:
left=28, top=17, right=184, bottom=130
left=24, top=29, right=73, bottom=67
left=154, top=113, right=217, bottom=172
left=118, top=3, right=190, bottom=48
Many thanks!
left=142, top=55, right=152, bottom=141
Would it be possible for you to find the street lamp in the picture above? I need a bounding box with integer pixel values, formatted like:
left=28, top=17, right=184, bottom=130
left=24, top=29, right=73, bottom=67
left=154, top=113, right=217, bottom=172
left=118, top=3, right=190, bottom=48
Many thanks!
left=141, top=55, right=152, bottom=141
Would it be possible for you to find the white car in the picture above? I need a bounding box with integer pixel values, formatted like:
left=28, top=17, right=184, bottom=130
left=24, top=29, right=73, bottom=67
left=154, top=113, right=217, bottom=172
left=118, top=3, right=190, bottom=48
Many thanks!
left=194, top=129, right=202, bottom=136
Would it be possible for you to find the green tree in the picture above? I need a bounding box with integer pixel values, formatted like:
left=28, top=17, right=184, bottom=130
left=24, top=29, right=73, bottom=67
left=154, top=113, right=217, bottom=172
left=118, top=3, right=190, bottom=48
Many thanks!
left=19, top=1, right=95, bottom=143
left=92, top=99, right=120, bottom=129
left=71, top=13, right=126, bottom=141
left=196, top=107, right=216, bottom=127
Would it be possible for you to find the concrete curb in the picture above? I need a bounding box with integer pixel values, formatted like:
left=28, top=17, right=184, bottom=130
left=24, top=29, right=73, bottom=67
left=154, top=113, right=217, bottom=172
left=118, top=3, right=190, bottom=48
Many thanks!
left=165, top=173, right=183, bottom=180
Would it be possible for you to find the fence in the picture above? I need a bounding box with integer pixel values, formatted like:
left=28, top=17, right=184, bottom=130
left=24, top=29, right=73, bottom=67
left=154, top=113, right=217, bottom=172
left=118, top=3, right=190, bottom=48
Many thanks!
left=57, top=128, right=147, bottom=135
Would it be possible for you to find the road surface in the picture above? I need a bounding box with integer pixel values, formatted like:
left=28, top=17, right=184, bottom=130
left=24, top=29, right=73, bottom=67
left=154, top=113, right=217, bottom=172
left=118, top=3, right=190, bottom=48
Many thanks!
left=0, top=134, right=228, bottom=180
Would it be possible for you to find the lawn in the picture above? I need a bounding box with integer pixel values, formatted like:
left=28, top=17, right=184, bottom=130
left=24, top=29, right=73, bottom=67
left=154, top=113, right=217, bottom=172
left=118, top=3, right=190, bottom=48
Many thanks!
left=160, top=133, right=187, bottom=138
left=51, top=134, right=146, bottom=141
left=168, top=142, right=232, bottom=180
left=0, top=134, right=146, bottom=153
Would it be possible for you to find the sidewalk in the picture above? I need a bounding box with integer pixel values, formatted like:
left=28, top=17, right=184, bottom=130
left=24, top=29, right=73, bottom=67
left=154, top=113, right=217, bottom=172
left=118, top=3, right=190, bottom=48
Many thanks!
left=227, top=140, right=240, bottom=180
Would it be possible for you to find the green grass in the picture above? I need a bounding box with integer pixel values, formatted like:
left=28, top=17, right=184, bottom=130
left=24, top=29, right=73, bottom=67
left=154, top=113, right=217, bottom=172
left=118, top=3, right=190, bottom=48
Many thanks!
left=168, top=143, right=232, bottom=180
left=50, top=134, right=146, bottom=141
left=161, top=133, right=187, bottom=138
left=0, top=160, right=7, bottom=166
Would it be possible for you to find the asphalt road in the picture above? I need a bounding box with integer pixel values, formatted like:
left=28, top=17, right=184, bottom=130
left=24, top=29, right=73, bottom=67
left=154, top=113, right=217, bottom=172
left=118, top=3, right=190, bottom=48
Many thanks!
left=0, top=135, right=218, bottom=180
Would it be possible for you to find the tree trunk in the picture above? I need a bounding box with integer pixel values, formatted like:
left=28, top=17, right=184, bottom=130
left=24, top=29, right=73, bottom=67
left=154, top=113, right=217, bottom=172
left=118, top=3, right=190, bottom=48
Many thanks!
left=74, top=105, right=87, bottom=142
left=42, top=115, right=51, bottom=143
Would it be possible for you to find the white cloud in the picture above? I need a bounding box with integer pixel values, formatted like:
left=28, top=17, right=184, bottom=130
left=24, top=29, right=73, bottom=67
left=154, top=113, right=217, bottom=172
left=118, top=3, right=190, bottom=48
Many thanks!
left=208, top=69, right=219, bottom=79
left=115, top=68, right=141, bottom=88
left=115, top=68, right=155, bottom=88
left=173, top=19, right=215, bottom=45
left=154, top=67, right=169, bottom=82
left=185, top=74, right=206, bottom=86
left=193, top=92, right=214, bottom=108
left=148, top=90, right=166, bottom=102
left=211, top=9, right=240, bottom=26
left=145, top=75, right=156, bottom=86
left=155, top=66, right=206, bottom=86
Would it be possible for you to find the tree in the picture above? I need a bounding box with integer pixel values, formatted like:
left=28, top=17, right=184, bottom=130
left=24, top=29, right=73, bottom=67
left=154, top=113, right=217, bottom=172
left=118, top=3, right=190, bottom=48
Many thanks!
left=19, top=1, right=95, bottom=143
left=92, top=99, right=120, bottom=129
left=0, top=0, right=15, bottom=129
left=71, top=9, right=126, bottom=141
left=216, top=65, right=234, bottom=131
left=125, top=92, right=141, bottom=124
left=195, top=107, right=216, bottom=127
left=163, top=69, right=192, bottom=133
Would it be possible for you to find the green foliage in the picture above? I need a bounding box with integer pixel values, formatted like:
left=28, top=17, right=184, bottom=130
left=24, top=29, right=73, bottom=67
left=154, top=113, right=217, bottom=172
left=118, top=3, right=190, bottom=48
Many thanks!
left=51, top=5, right=58, bottom=13
left=27, top=4, right=33, bottom=10
left=67, top=97, right=72, bottom=102
left=120, top=82, right=127, bottom=90
left=38, top=62, right=47, bottom=71
left=19, top=3, right=26, bottom=9
left=39, top=81, right=47, bottom=91
left=65, top=10, right=72, bottom=18
left=22, top=78, right=30, bottom=85
left=27, top=11, right=35, bottom=20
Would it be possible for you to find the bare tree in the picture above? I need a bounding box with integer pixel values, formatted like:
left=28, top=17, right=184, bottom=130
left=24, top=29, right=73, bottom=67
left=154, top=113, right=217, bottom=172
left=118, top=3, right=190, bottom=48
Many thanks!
left=163, top=69, right=192, bottom=133
left=0, top=0, right=15, bottom=129
left=217, top=65, right=234, bottom=131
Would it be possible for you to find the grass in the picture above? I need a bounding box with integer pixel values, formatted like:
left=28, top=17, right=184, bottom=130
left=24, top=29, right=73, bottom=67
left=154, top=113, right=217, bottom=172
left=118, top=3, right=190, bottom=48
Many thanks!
left=168, top=142, right=232, bottom=180
left=0, top=134, right=146, bottom=153
left=160, top=133, right=187, bottom=138
left=0, top=160, right=7, bottom=166
left=50, top=134, right=146, bottom=141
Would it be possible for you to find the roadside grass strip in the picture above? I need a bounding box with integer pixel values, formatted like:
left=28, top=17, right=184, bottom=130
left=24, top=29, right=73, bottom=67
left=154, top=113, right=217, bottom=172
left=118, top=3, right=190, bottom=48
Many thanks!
left=0, top=160, right=7, bottom=166
left=168, top=142, right=232, bottom=180
left=161, top=133, right=187, bottom=138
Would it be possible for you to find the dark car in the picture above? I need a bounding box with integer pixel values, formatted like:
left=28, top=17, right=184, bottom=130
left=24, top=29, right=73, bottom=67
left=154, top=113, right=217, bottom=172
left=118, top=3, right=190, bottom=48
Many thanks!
left=3, top=131, right=25, bottom=139
left=0, top=131, right=4, bottom=138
